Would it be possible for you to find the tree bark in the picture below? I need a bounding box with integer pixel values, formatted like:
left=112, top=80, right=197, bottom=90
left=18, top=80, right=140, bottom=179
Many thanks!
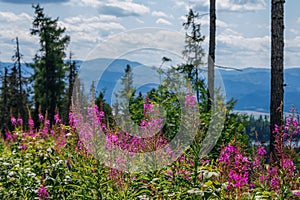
left=270, top=0, right=285, bottom=164
left=208, top=0, right=216, bottom=107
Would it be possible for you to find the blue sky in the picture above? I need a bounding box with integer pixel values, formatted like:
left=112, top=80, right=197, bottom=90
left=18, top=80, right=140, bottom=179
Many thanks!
left=0, top=0, right=299, bottom=69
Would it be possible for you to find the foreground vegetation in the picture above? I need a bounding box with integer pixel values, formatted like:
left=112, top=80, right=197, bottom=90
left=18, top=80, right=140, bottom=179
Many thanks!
left=1, top=101, right=300, bottom=199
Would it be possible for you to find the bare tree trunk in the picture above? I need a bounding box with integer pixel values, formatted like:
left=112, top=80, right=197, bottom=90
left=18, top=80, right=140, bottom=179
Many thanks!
left=208, top=0, right=216, bottom=107
left=16, top=37, right=23, bottom=115
left=270, top=0, right=285, bottom=164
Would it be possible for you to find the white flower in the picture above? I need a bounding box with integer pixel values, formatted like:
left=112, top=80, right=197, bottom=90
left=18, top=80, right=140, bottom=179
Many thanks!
left=206, top=172, right=219, bottom=179
left=66, top=132, right=72, bottom=137
left=151, top=178, right=160, bottom=182
left=46, top=148, right=53, bottom=153
left=137, top=195, right=150, bottom=200
left=56, top=160, right=64, bottom=166
left=27, top=172, right=36, bottom=177
left=2, top=162, right=10, bottom=166
left=187, top=188, right=203, bottom=195
left=8, top=171, right=15, bottom=177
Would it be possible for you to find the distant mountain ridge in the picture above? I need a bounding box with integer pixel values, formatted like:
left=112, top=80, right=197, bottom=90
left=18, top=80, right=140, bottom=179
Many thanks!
left=222, top=67, right=300, bottom=113
left=1, top=59, right=299, bottom=113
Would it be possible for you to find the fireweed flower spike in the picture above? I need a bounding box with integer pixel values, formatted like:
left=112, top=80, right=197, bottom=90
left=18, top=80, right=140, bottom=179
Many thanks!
left=28, top=118, right=34, bottom=129
left=38, top=185, right=49, bottom=199
left=54, top=114, right=61, bottom=124
left=11, top=117, right=17, bottom=125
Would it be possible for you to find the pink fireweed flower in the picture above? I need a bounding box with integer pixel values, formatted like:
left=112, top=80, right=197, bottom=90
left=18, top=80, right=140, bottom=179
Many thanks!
left=185, top=94, right=197, bottom=106
left=201, top=159, right=210, bottom=165
left=38, top=185, right=49, bottom=199
left=273, top=124, right=279, bottom=133
left=219, top=144, right=237, bottom=164
left=229, top=169, right=249, bottom=189
left=68, top=112, right=79, bottom=128
left=257, top=146, right=267, bottom=156
left=259, top=175, right=267, bottom=185
left=54, top=114, right=61, bottom=124
left=42, top=127, right=48, bottom=136
left=17, top=118, right=23, bottom=125
left=5, top=132, right=12, bottom=140
left=38, top=113, right=44, bottom=121
left=143, top=103, right=154, bottom=113
left=28, top=118, right=34, bottom=129
left=99, top=111, right=105, bottom=117
left=77, top=140, right=84, bottom=150
left=282, top=158, right=296, bottom=175
left=268, top=167, right=278, bottom=176
left=19, top=143, right=27, bottom=150
left=45, top=120, right=50, bottom=126
left=105, top=134, right=118, bottom=149
left=11, top=117, right=17, bottom=125
left=270, top=177, right=280, bottom=191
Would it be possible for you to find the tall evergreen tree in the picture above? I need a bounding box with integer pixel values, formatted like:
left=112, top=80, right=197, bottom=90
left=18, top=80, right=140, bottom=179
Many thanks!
left=119, top=65, right=135, bottom=105
left=176, top=9, right=206, bottom=105
left=0, top=38, right=29, bottom=132
left=0, top=68, right=9, bottom=136
left=116, top=64, right=136, bottom=132
left=62, top=52, right=78, bottom=124
left=7, top=66, right=19, bottom=118
left=270, top=0, right=285, bottom=164
left=30, top=4, right=70, bottom=123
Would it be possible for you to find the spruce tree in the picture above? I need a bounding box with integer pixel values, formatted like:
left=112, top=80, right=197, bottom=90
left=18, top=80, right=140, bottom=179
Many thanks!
left=176, top=9, right=206, bottom=105
left=116, top=64, right=136, bottom=132
left=0, top=68, right=9, bottom=135
left=30, top=4, right=70, bottom=123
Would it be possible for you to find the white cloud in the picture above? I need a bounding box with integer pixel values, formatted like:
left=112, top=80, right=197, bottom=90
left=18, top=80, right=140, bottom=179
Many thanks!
left=135, top=18, right=144, bottom=24
left=62, top=15, right=125, bottom=32
left=65, top=0, right=102, bottom=8
left=156, top=18, right=172, bottom=26
left=217, top=0, right=266, bottom=12
left=59, top=15, right=125, bottom=44
left=67, top=0, right=150, bottom=17
left=0, top=11, right=31, bottom=22
left=218, top=30, right=270, bottom=52
left=85, top=28, right=186, bottom=65
left=0, top=11, right=38, bottom=62
left=152, top=11, right=168, bottom=18
left=216, top=29, right=270, bottom=68
left=64, top=14, right=119, bottom=24
left=173, top=0, right=266, bottom=12
left=98, top=1, right=150, bottom=17
left=290, top=28, right=299, bottom=35
left=297, top=17, right=300, bottom=23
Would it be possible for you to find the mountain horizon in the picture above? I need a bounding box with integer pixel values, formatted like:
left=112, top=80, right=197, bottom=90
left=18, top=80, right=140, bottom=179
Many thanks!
left=1, top=58, right=299, bottom=114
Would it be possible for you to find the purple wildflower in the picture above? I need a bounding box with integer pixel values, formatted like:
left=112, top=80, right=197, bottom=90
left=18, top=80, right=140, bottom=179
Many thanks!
left=185, top=94, right=197, bottom=106
left=38, top=185, right=49, bottom=199
left=38, top=113, right=44, bottom=121
left=28, top=118, right=34, bottom=128
left=11, top=117, right=17, bottom=125
left=54, top=114, right=61, bottom=124
left=17, top=118, right=23, bottom=125
left=143, top=103, right=154, bottom=113
left=257, top=146, right=267, bottom=156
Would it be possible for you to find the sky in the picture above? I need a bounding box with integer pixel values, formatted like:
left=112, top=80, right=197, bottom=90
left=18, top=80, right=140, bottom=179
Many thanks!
left=0, top=0, right=300, bottom=69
